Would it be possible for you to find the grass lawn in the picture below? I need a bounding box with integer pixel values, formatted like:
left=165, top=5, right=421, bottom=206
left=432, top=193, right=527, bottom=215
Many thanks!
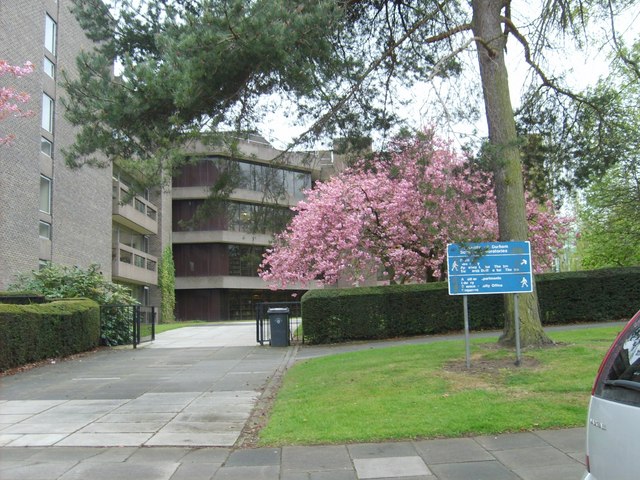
left=258, top=325, right=623, bottom=446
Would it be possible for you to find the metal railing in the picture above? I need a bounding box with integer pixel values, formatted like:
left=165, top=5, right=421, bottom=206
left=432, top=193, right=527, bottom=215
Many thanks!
left=100, top=305, right=156, bottom=348
left=255, top=301, right=302, bottom=346
left=134, top=306, right=156, bottom=347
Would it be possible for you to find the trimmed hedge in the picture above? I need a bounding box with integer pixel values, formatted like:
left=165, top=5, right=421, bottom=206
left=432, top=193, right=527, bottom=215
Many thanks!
left=0, top=291, right=46, bottom=304
left=301, top=267, right=640, bottom=344
left=0, top=299, right=101, bottom=372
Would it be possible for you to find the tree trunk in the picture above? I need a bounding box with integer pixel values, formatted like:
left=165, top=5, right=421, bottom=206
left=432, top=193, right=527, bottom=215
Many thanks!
left=471, top=0, right=552, bottom=347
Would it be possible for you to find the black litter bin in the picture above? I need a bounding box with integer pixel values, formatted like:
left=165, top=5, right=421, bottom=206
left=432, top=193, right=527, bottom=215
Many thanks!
left=267, top=307, right=290, bottom=347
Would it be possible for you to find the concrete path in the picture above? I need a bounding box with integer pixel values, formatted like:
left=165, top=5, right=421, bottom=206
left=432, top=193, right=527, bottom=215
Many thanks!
left=0, top=322, right=595, bottom=479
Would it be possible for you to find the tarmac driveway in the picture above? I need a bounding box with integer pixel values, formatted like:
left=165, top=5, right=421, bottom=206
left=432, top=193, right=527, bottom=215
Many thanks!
left=0, top=322, right=290, bottom=448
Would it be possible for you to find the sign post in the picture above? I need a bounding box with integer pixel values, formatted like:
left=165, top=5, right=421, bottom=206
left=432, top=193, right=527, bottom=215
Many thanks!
left=463, top=295, right=470, bottom=368
left=447, top=241, right=533, bottom=367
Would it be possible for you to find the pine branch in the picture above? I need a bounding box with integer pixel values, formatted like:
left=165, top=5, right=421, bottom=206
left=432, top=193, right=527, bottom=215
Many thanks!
left=502, top=15, right=602, bottom=112
left=290, top=18, right=473, bottom=148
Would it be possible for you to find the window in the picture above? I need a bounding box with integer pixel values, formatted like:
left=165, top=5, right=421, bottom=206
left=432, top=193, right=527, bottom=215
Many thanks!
left=44, top=15, right=57, bottom=55
left=43, top=57, right=55, bottom=79
left=134, top=254, right=146, bottom=268
left=595, top=314, right=640, bottom=407
left=40, top=175, right=51, bottom=213
left=228, top=245, right=265, bottom=277
left=39, top=221, right=51, bottom=240
left=41, top=93, right=54, bottom=133
left=41, top=137, right=53, bottom=157
left=135, top=198, right=146, bottom=214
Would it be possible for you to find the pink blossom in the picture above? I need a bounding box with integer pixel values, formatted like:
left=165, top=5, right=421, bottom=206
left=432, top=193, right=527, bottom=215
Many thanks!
left=260, top=130, right=571, bottom=288
left=0, top=60, right=34, bottom=144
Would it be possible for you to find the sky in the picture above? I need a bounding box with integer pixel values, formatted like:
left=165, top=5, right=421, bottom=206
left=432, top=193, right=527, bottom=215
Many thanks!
left=257, top=1, right=640, bottom=152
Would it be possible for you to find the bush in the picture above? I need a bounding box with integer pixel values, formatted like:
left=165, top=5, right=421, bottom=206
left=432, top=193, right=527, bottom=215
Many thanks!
left=301, top=267, right=640, bottom=344
left=0, top=299, right=100, bottom=372
left=158, top=245, right=176, bottom=323
left=9, top=263, right=138, bottom=345
left=0, top=291, right=46, bottom=304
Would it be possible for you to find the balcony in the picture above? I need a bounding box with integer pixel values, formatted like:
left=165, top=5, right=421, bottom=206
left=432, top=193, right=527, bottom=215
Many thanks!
left=112, top=180, right=158, bottom=235
left=112, top=243, right=158, bottom=286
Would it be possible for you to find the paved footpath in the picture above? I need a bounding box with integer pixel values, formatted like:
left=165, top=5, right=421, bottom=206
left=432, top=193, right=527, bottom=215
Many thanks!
left=0, top=322, right=602, bottom=480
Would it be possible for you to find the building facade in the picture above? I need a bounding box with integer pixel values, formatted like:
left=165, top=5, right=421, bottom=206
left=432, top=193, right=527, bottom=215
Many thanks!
left=172, top=135, right=331, bottom=321
left=0, top=0, right=161, bottom=305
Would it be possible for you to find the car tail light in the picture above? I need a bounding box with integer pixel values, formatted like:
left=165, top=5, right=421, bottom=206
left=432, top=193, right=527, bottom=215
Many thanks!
left=592, top=310, right=640, bottom=396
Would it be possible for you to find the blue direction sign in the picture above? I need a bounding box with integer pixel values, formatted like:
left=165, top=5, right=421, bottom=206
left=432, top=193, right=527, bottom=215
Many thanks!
left=447, top=241, right=533, bottom=295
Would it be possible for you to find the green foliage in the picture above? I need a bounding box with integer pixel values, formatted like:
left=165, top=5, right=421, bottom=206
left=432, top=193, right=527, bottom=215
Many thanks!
left=158, top=245, right=176, bottom=323
left=0, top=299, right=100, bottom=372
left=64, top=0, right=347, bottom=185
left=575, top=160, right=640, bottom=269
left=9, top=263, right=137, bottom=346
left=302, top=267, right=640, bottom=344
left=517, top=38, right=640, bottom=197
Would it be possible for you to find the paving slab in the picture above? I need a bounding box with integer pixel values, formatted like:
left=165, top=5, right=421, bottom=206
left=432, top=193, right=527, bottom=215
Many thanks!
left=281, top=471, right=358, bottom=480
left=347, top=442, right=418, bottom=459
left=353, top=456, right=432, bottom=478
left=56, top=431, right=154, bottom=447
left=414, top=437, right=495, bottom=464
left=491, top=445, right=577, bottom=469
left=125, top=446, right=191, bottom=463
left=474, top=431, right=549, bottom=451
left=6, top=433, right=68, bottom=447
left=77, top=421, right=164, bottom=433
left=26, top=447, right=104, bottom=463
left=170, top=462, right=219, bottom=480
left=58, top=461, right=180, bottom=480
left=2, top=422, right=88, bottom=434
left=222, top=447, right=279, bottom=467
left=282, top=445, right=352, bottom=472
left=0, top=461, right=77, bottom=480
left=0, top=446, right=44, bottom=461
left=429, top=460, right=521, bottom=480
left=145, top=431, right=240, bottom=447
left=0, top=400, right=66, bottom=414
left=534, top=427, right=586, bottom=453
left=179, top=447, right=230, bottom=464
left=81, top=446, right=140, bottom=463
left=513, top=462, right=587, bottom=480
left=211, top=465, right=280, bottom=480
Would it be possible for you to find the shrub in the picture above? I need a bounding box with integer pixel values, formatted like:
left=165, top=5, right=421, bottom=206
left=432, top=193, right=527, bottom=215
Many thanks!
left=9, top=263, right=138, bottom=345
left=0, top=299, right=100, bottom=372
left=158, top=245, right=176, bottom=323
left=0, top=291, right=46, bottom=304
left=301, top=267, right=640, bottom=344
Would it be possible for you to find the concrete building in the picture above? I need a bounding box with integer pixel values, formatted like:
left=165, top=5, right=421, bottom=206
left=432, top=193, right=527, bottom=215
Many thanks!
left=172, top=135, right=332, bottom=320
left=0, top=0, right=161, bottom=306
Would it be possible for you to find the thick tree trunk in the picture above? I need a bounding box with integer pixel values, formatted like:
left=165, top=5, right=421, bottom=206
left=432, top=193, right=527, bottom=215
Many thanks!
left=471, top=0, right=552, bottom=347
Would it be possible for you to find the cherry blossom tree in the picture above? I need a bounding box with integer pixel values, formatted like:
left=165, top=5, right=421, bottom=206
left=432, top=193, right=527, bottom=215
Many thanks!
left=0, top=60, right=34, bottom=145
left=259, top=131, right=569, bottom=289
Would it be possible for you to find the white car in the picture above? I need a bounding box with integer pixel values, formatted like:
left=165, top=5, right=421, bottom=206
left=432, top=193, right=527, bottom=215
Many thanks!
left=583, top=309, right=640, bottom=480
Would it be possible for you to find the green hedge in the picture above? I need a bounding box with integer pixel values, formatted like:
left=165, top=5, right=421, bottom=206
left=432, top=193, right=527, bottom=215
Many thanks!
left=0, top=299, right=101, bottom=372
left=301, top=267, right=640, bottom=344
left=0, top=291, right=46, bottom=304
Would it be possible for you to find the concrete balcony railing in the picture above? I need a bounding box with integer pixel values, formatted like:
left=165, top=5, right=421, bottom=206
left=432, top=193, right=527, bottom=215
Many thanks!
left=112, top=180, right=158, bottom=235
left=112, top=243, right=158, bottom=286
